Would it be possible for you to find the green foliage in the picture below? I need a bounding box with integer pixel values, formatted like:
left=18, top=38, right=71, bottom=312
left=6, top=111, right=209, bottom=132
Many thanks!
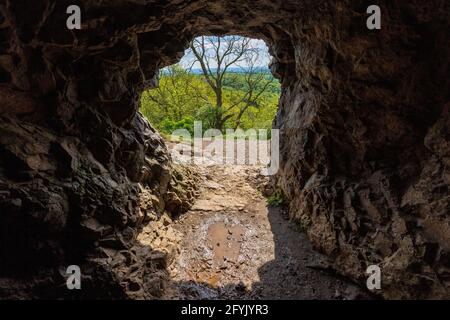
left=140, top=64, right=280, bottom=135
left=160, top=117, right=195, bottom=136
left=266, top=189, right=286, bottom=206
left=222, top=72, right=280, bottom=95
left=140, top=65, right=212, bottom=133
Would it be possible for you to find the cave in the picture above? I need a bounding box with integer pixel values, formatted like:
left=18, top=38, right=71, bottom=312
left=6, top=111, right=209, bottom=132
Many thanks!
left=0, top=0, right=449, bottom=300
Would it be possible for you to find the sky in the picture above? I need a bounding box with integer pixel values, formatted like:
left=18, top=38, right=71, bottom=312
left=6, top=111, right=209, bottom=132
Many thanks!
left=179, top=36, right=271, bottom=70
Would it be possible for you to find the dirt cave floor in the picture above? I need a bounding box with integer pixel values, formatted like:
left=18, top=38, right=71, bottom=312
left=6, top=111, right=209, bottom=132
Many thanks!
left=162, top=162, right=374, bottom=300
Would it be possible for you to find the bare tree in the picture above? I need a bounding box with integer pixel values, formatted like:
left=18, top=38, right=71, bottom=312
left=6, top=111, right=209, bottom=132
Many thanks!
left=188, top=36, right=274, bottom=130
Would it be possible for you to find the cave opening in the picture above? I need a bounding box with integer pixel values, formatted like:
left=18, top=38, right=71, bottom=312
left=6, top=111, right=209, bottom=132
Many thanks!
left=137, top=35, right=313, bottom=299
left=136, top=34, right=371, bottom=300
left=140, top=35, right=281, bottom=169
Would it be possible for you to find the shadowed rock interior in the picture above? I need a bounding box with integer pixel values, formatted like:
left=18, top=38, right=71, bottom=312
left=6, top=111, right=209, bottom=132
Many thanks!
left=0, top=0, right=449, bottom=299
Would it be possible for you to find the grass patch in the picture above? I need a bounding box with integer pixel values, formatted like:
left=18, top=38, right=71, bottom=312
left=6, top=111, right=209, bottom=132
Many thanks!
left=266, top=189, right=286, bottom=206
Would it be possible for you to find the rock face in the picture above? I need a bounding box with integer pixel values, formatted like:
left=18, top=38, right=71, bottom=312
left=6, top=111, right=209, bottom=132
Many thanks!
left=272, top=3, right=450, bottom=299
left=0, top=0, right=448, bottom=299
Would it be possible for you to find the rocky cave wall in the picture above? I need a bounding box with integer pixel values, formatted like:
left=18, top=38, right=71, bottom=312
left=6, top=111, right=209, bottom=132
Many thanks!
left=0, top=0, right=449, bottom=299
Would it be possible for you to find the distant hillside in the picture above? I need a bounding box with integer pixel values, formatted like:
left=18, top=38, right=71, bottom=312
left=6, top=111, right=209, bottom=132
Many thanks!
left=188, top=66, right=271, bottom=74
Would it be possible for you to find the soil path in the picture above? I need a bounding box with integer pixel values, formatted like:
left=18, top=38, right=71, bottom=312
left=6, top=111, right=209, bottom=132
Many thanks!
left=164, top=163, right=370, bottom=299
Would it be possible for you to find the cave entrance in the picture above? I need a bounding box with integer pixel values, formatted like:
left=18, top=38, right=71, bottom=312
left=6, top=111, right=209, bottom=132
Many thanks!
left=140, top=35, right=281, bottom=169
left=1, top=0, right=447, bottom=301
left=137, top=36, right=367, bottom=299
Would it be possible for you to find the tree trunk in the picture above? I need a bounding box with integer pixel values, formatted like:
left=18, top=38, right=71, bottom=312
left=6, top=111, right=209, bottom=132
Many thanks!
left=214, top=87, right=223, bottom=130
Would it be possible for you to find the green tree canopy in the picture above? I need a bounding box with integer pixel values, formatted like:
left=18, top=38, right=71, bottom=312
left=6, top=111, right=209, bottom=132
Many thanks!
left=140, top=36, right=280, bottom=136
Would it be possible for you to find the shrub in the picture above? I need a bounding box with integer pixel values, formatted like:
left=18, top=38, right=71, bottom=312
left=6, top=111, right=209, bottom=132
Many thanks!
left=266, top=189, right=286, bottom=205
left=160, top=116, right=195, bottom=136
